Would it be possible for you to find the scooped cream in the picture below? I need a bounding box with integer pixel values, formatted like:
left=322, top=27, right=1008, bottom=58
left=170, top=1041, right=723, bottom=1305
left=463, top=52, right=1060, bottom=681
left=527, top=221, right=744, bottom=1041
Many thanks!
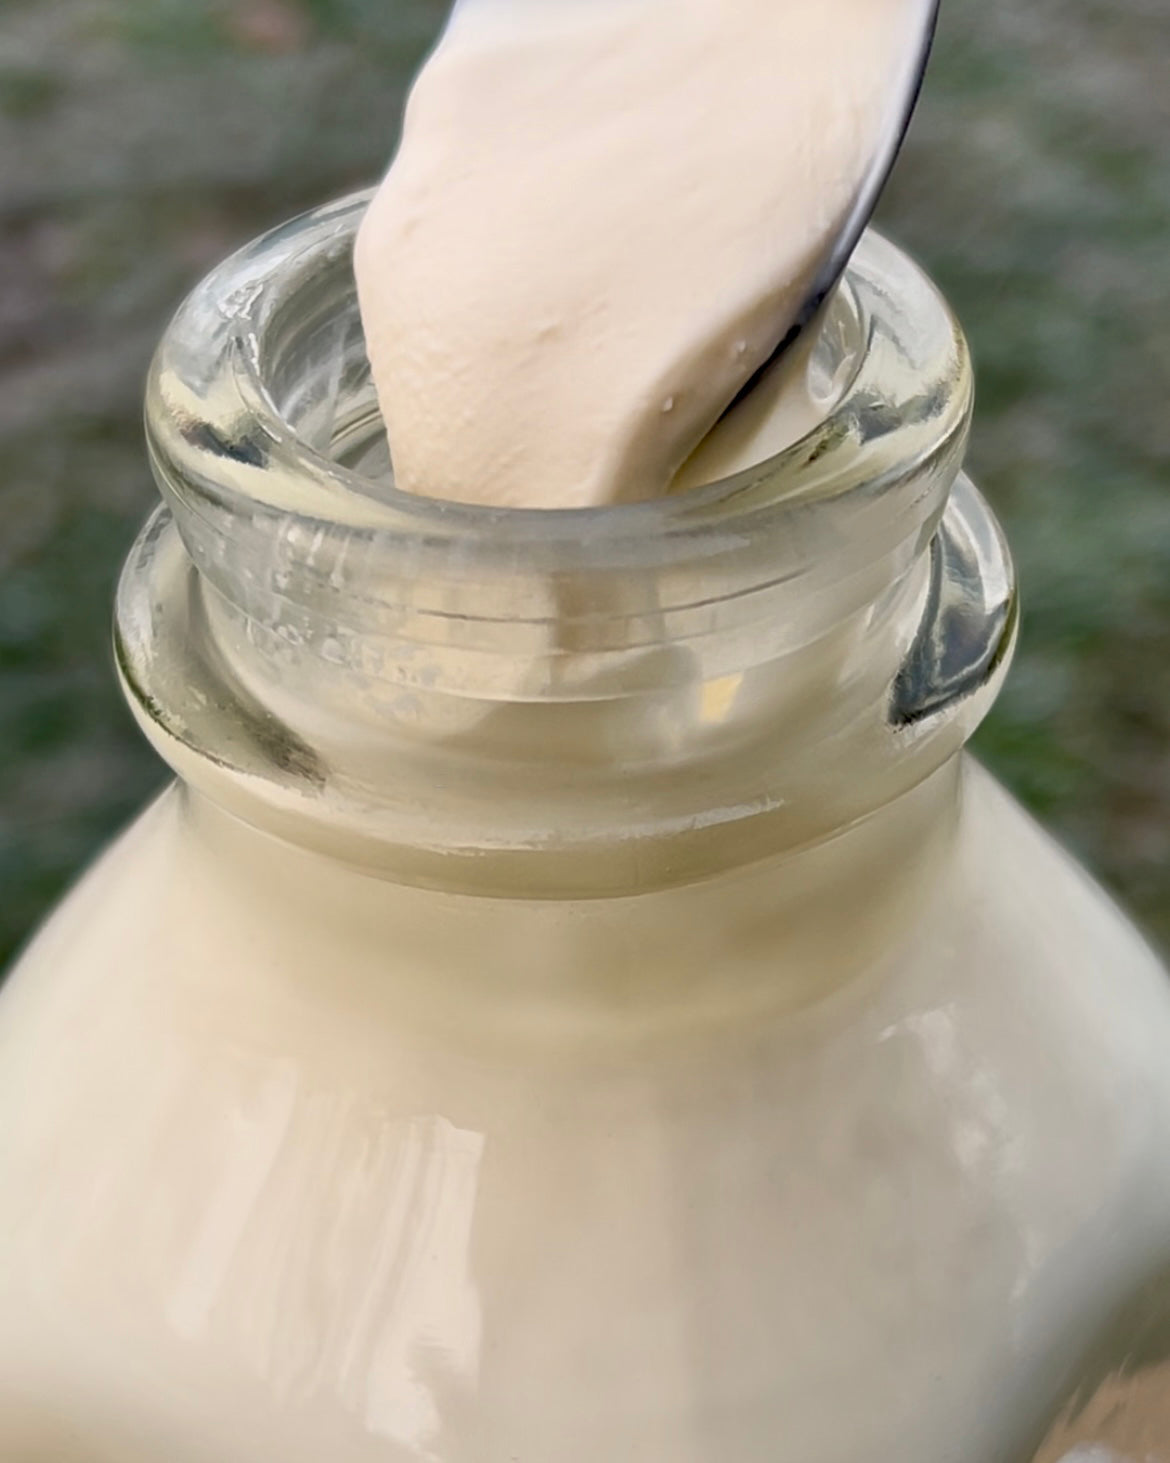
left=356, top=0, right=933, bottom=509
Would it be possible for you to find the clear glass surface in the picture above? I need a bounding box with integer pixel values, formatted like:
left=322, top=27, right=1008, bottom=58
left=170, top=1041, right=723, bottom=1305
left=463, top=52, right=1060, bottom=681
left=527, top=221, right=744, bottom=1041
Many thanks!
left=119, top=193, right=1014, bottom=895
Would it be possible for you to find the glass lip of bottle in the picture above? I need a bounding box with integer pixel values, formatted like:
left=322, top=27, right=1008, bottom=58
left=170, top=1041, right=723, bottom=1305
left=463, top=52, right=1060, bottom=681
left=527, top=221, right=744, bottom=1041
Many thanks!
left=143, top=190, right=974, bottom=652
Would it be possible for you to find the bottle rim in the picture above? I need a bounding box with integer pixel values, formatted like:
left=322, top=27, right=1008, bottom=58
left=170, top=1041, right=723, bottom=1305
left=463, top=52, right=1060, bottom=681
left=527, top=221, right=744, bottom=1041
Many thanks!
left=144, top=190, right=973, bottom=644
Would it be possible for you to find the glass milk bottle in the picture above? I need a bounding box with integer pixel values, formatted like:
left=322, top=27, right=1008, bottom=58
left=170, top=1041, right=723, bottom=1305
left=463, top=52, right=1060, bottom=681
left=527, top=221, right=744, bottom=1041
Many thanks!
left=2, top=195, right=1170, bottom=1463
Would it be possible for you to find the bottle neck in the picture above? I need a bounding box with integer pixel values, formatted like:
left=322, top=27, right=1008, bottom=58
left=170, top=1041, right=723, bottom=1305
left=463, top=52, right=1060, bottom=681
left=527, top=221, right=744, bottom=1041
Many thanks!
left=179, top=758, right=964, bottom=1034
left=117, top=466, right=1009, bottom=896
left=118, top=197, right=1013, bottom=898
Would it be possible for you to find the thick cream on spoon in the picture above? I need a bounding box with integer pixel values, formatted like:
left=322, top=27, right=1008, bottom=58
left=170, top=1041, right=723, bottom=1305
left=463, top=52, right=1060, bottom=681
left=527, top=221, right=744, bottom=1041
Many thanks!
left=356, top=0, right=934, bottom=508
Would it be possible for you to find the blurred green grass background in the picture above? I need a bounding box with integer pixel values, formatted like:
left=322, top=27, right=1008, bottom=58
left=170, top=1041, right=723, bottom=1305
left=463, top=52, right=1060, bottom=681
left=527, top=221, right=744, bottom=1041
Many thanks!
left=0, top=0, right=1167, bottom=967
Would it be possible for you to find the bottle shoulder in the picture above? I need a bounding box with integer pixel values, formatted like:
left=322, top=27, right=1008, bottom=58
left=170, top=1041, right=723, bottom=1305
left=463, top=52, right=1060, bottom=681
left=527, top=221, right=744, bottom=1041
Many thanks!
left=949, top=759, right=1167, bottom=990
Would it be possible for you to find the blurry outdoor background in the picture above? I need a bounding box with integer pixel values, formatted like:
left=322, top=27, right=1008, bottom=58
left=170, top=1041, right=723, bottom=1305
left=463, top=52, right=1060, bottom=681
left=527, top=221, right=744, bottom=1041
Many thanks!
left=0, top=0, right=1167, bottom=968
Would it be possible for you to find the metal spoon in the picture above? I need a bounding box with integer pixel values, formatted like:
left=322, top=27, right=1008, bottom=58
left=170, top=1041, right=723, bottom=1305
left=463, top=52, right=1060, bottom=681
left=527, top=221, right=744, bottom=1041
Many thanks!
left=719, top=0, right=941, bottom=422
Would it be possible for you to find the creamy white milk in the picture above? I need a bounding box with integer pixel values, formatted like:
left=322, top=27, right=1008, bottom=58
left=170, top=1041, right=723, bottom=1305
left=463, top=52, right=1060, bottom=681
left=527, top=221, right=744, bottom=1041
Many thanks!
left=3, top=765, right=1170, bottom=1462
left=356, top=0, right=933, bottom=507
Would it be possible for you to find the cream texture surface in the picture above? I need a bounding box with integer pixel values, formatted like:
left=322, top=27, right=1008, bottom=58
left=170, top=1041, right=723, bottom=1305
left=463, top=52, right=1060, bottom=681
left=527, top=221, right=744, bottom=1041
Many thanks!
left=355, top=0, right=932, bottom=507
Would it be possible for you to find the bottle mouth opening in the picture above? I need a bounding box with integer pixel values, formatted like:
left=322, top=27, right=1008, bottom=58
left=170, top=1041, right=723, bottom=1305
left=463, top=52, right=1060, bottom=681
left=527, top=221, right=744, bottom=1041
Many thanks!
left=145, top=191, right=972, bottom=644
